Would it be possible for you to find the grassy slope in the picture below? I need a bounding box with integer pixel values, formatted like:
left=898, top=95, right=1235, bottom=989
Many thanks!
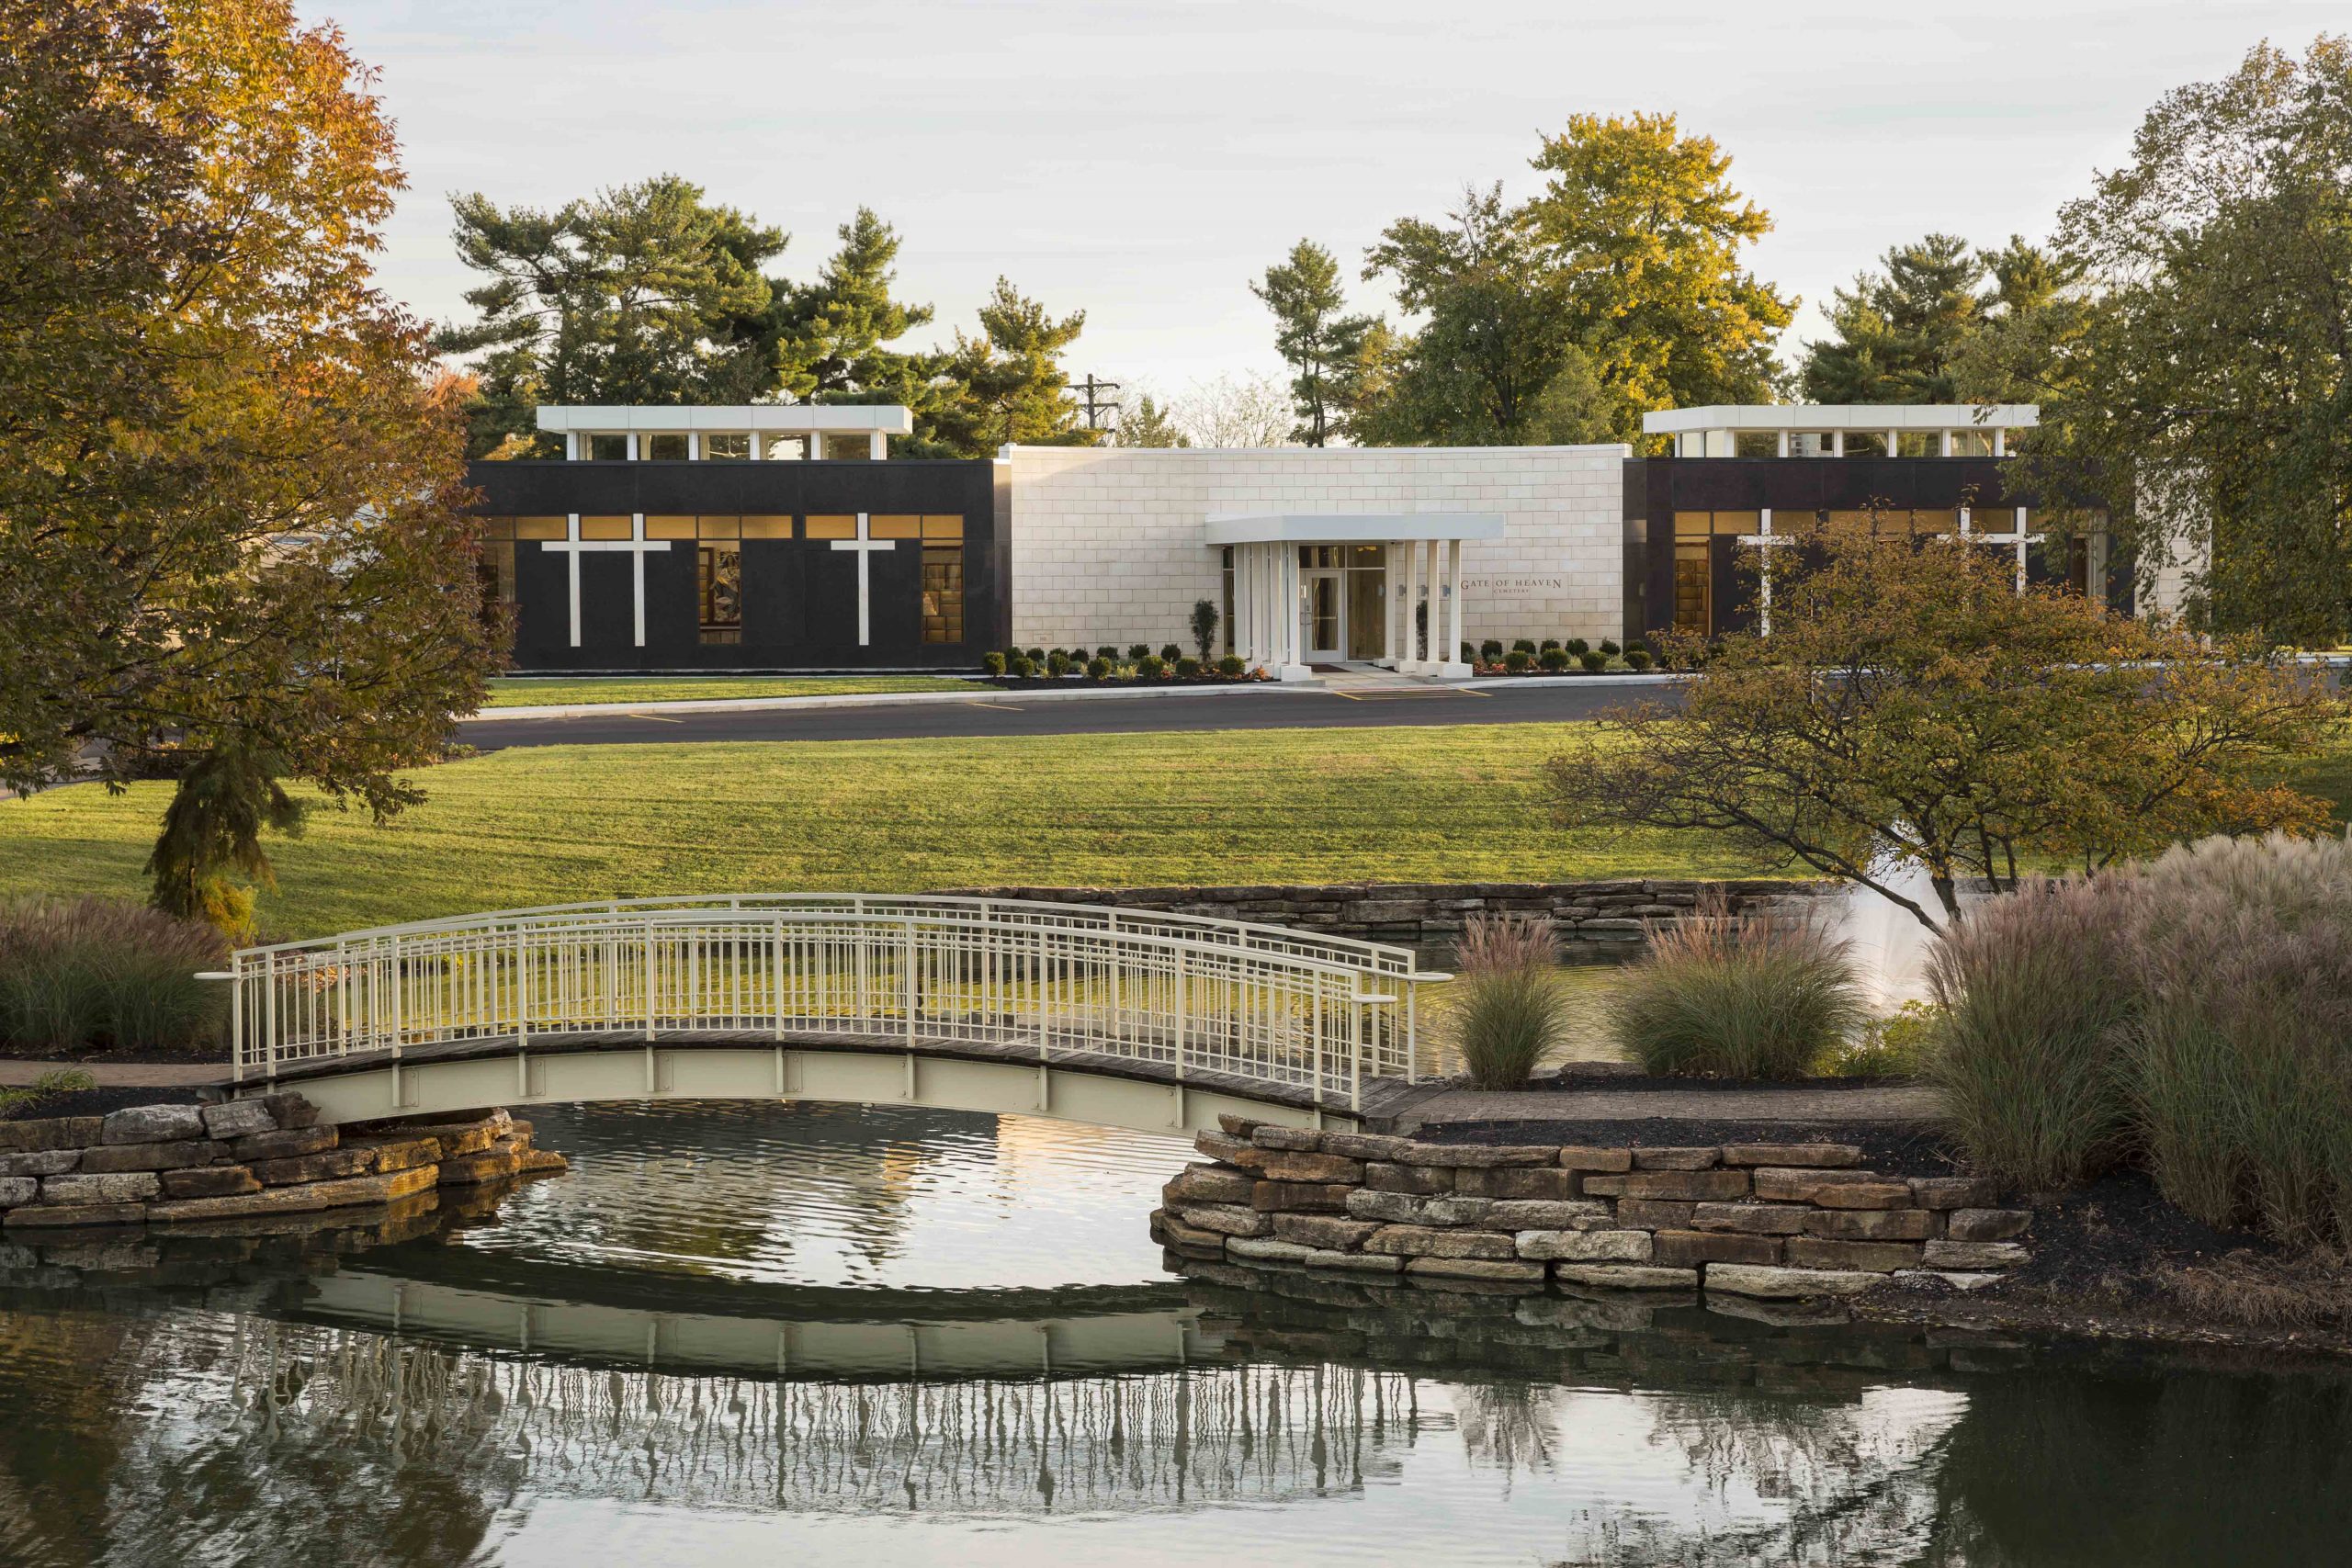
left=0, top=725, right=1750, bottom=938
left=481, top=674, right=972, bottom=707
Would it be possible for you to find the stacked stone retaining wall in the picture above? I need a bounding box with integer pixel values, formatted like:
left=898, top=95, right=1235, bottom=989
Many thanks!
left=1151, top=1117, right=2030, bottom=1302
left=0, top=1096, right=563, bottom=1231
left=953, top=879, right=1826, bottom=947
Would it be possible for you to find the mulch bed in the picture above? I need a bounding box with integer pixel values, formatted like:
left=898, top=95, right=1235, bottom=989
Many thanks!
left=984, top=675, right=1267, bottom=691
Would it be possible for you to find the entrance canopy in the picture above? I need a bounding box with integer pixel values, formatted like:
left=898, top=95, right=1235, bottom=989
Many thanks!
left=1204, top=513, right=1504, bottom=681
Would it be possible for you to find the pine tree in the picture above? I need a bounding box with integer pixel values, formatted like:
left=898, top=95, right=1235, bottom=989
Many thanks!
left=1799, top=233, right=1986, bottom=403
left=771, top=208, right=940, bottom=405
left=924, top=279, right=1096, bottom=456
left=1252, top=240, right=1381, bottom=445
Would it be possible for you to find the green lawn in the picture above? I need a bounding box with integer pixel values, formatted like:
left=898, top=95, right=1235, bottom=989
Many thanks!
left=0, top=725, right=1747, bottom=938
left=481, top=674, right=974, bottom=708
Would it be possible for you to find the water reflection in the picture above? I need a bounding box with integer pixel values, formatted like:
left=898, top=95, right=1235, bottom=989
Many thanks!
left=0, top=1102, right=2344, bottom=1566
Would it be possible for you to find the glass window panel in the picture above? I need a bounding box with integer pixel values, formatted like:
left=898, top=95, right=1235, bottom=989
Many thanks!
left=1734, top=431, right=1779, bottom=457
left=699, top=543, right=741, bottom=644
left=1842, top=432, right=1890, bottom=457
left=1673, top=542, right=1712, bottom=633
left=579, top=515, right=633, bottom=541
left=1673, top=511, right=1713, bottom=539
left=644, top=514, right=696, bottom=540
left=1347, top=544, right=1383, bottom=567
left=702, top=433, right=751, bottom=461
left=921, top=543, right=964, bottom=644
left=1787, top=432, right=1835, bottom=457
left=1949, top=429, right=1996, bottom=457
left=870, top=514, right=920, bottom=539
left=584, top=434, right=629, bottom=461
left=478, top=516, right=515, bottom=539
left=741, top=515, right=792, bottom=539
left=643, top=433, right=689, bottom=461
left=696, top=515, right=740, bottom=539
left=804, top=514, right=855, bottom=540
left=1713, top=511, right=1759, bottom=536
left=1910, top=509, right=1961, bottom=536
left=515, top=515, right=567, bottom=540
left=475, top=541, right=515, bottom=630
left=921, top=514, right=965, bottom=540
left=1896, top=431, right=1941, bottom=457
left=1823, top=510, right=1879, bottom=539
left=1771, top=507, right=1824, bottom=536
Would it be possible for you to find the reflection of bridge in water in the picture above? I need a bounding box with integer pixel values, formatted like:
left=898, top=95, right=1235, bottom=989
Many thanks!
left=229, top=1311, right=1420, bottom=1517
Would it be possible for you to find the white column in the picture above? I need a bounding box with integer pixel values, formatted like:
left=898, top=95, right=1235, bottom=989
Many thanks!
left=1276, top=546, right=1306, bottom=679
left=1234, top=547, right=1252, bottom=664
left=565, top=431, right=579, bottom=460
left=1994, top=428, right=2007, bottom=457
left=1382, top=544, right=1399, bottom=667
left=626, top=433, right=639, bottom=461
left=1423, top=540, right=1442, bottom=666
left=1399, top=538, right=1420, bottom=671
left=686, top=433, right=700, bottom=461
left=748, top=431, right=763, bottom=462
left=1443, top=539, right=1465, bottom=674
left=868, top=429, right=887, bottom=460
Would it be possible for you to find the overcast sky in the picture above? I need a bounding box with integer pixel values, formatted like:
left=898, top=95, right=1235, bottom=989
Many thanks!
left=322, top=0, right=2340, bottom=404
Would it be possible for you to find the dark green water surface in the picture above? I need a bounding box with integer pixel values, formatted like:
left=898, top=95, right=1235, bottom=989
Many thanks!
left=0, top=1100, right=2344, bottom=1566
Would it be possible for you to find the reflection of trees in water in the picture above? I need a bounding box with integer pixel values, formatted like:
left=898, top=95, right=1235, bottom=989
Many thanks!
left=1451, top=1381, right=1568, bottom=1485
left=201, top=1319, right=1419, bottom=1520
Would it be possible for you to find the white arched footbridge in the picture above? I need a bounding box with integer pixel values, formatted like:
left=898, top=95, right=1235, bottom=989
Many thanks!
left=213, top=896, right=1446, bottom=1134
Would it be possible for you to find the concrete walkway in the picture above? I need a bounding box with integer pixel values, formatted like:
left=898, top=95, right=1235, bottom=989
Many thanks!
left=1387, top=1081, right=1942, bottom=1133
left=0, top=1060, right=221, bottom=1089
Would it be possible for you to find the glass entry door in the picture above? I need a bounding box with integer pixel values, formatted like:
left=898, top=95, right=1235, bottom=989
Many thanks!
left=1300, top=568, right=1344, bottom=662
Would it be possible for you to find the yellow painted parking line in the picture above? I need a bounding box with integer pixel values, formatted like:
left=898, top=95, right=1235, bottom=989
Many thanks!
left=970, top=701, right=1025, bottom=712
left=625, top=710, right=684, bottom=723
left=1324, top=687, right=1365, bottom=701
left=1453, top=685, right=1492, bottom=697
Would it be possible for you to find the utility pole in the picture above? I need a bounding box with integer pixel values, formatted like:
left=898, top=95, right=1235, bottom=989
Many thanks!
left=1071, top=373, right=1122, bottom=433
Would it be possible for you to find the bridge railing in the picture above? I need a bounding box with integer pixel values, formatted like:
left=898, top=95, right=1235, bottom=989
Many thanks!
left=221, top=896, right=1443, bottom=1111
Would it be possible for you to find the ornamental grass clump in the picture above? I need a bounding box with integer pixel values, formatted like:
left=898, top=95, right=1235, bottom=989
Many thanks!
left=1443, top=913, right=1568, bottom=1089
left=1925, top=875, right=2140, bottom=1189
left=0, top=897, right=230, bottom=1054
left=1608, top=896, right=1865, bottom=1078
left=1928, top=833, right=2352, bottom=1250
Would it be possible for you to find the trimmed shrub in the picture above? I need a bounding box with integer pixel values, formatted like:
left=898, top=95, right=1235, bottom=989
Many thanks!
left=1480, top=638, right=1505, bottom=662
left=1009, top=655, right=1036, bottom=678
left=1443, top=914, right=1569, bottom=1089
left=1217, top=654, right=1246, bottom=678
left=1623, top=649, right=1653, bottom=671
left=1025, top=647, right=1046, bottom=664
left=1511, top=637, right=1537, bottom=655
left=1578, top=649, right=1607, bottom=673
left=1504, top=649, right=1532, bottom=673
left=1046, top=651, right=1070, bottom=678
left=1086, top=656, right=1112, bottom=680
left=0, top=897, right=231, bottom=1054
left=1564, top=637, right=1589, bottom=657
left=1159, top=642, right=1182, bottom=663
left=1136, top=654, right=1166, bottom=679
left=1608, top=895, right=1865, bottom=1078
left=1599, top=638, right=1621, bottom=658
left=1175, top=655, right=1201, bottom=677
left=981, top=651, right=1006, bottom=677
left=1539, top=638, right=1561, bottom=654
left=1096, top=645, right=1118, bottom=662
left=1538, top=648, right=1570, bottom=672
left=1126, top=643, right=1151, bottom=660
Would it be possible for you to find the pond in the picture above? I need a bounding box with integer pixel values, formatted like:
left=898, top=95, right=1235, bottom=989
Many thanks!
left=0, top=1101, right=2346, bottom=1566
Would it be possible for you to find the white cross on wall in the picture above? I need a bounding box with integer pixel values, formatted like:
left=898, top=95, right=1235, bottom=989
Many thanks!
left=830, top=512, right=894, bottom=646
left=538, top=514, right=673, bottom=647
left=1957, top=505, right=2043, bottom=592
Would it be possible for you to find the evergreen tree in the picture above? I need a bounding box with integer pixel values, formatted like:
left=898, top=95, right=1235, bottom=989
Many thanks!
left=924, top=278, right=1097, bottom=456
left=1799, top=233, right=1986, bottom=402
left=1251, top=239, right=1381, bottom=445
left=437, top=176, right=786, bottom=456
left=770, top=207, right=941, bottom=406
left=1113, top=392, right=1189, bottom=447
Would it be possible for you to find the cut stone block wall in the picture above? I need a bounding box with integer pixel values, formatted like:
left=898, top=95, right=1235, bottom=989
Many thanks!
left=1154, top=1120, right=2030, bottom=1301
left=1003, top=444, right=1630, bottom=651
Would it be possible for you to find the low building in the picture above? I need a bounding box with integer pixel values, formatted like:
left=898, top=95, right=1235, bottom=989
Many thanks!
left=467, top=401, right=2132, bottom=674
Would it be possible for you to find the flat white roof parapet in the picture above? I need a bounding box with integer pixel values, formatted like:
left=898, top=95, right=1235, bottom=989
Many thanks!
left=537, top=404, right=915, bottom=434
left=1643, top=404, right=2039, bottom=434
left=1204, top=513, right=1509, bottom=545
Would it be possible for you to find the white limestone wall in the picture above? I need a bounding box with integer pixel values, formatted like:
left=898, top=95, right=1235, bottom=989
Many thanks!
left=1004, top=444, right=1630, bottom=651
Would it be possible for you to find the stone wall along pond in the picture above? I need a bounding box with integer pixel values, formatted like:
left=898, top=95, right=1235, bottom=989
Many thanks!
left=1151, top=1116, right=2031, bottom=1302
left=0, top=1095, right=563, bottom=1231
left=954, top=879, right=1823, bottom=947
